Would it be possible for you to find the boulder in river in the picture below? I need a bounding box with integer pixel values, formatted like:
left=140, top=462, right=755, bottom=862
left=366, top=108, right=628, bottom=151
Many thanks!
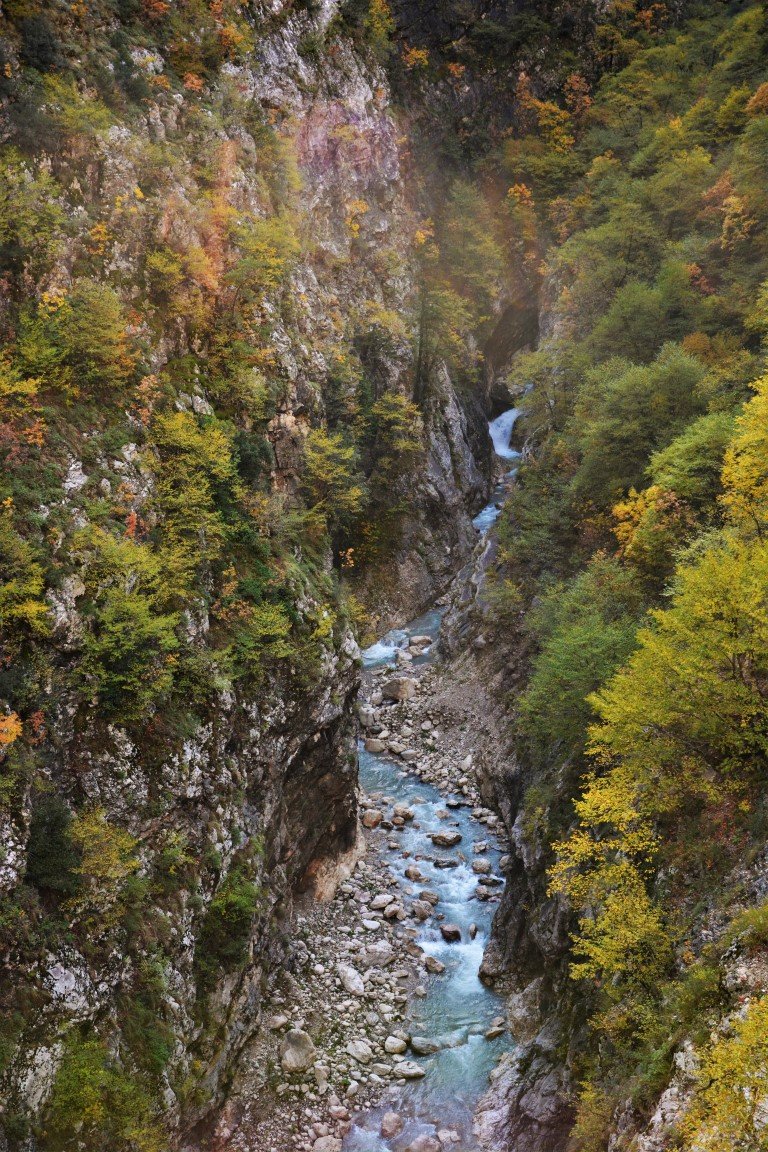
left=384, top=1035, right=407, bottom=1054
left=405, top=1137, right=440, bottom=1152
left=381, top=1112, right=404, bottom=1138
left=411, top=1035, right=441, bottom=1055
left=411, top=900, right=432, bottom=921
left=362, top=809, right=383, bottom=829
left=280, top=1029, right=316, bottom=1073
left=440, top=923, right=462, bottom=943
left=423, top=955, right=446, bottom=974
left=394, top=1059, right=426, bottom=1079
left=429, top=830, right=462, bottom=848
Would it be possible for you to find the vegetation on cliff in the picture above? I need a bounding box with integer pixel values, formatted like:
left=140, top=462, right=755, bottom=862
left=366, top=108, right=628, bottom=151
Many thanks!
left=471, top=1, right=768, bottom=1146
left=0, top=0, right=433, bottom=1144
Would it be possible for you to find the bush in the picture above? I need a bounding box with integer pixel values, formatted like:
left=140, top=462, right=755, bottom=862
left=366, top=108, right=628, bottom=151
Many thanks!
left=194, top=865, right=260, bottom=986
left=19, top=15, right=60, bottom=72
left=46, top=1035, right=163, bottom=1152
left=25, top=796, right=81, bottom=898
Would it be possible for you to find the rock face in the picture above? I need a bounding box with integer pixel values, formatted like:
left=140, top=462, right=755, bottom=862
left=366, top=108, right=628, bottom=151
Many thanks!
left=354, top=363, right=492, bottom=633
left=0, top=1, right=489, bottom=1142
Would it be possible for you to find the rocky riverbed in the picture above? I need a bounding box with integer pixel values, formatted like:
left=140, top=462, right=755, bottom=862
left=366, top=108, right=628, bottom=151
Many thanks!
left=201, top=616, right=512, bottom=1152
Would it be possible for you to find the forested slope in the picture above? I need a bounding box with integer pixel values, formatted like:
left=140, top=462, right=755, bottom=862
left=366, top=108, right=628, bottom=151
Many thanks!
left=458, top=3, right=768, bottom=1149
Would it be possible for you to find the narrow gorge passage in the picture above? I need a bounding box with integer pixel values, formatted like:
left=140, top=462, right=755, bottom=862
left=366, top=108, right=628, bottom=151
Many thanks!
left=339, top=419, right=520, bottom=1152
left=346, top=620, right=507, bottom=1151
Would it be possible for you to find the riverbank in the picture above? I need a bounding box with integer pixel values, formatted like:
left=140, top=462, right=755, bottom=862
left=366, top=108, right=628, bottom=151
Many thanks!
left=201, top=610, right=512, bottom=1152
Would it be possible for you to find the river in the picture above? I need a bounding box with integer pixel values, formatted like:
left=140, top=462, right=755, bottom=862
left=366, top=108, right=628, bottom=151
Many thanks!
left=343, top=412, right=520, bottom=1151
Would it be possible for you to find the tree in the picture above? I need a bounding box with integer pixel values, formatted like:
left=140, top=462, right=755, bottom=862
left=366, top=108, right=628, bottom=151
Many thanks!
left=648, top=410, right=735, bottom=514
left=47, top=1036, right=162, bottom=1152
left=18, top=280, right=136, bottom=400
left=679, top=996, right=768, bottom=1152
left=612, top=484, right=695, bottom=586
left=0, top=505, right=50, bottom=665
left=573, top=343, right=706, bottom=507
left=517, top=555, right=643, bottom=765
left=148, top=410, right=238, bottom=579
left=440, top=181, right=506, bottom=324
left=720, top=375, right=768, bottom=536
left=68, top=808, right=139, bottom=931
left=589, top=533, right=768, bottom=786
left=302, top=428, right=367, bottom=538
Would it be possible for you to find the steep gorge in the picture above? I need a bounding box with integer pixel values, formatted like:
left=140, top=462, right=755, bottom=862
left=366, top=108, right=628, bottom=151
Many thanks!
left=4, top=2, right=768, bottom=1152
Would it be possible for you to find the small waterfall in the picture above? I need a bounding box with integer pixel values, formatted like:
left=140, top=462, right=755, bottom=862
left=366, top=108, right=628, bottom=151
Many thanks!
left=488, top=408, right=521, bottom=460
left=472, top=408, right=522, bottom=533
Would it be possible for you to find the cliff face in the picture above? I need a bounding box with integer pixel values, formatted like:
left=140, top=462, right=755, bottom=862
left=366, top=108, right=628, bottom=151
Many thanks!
left=0, top=3, right=489, bottom=1144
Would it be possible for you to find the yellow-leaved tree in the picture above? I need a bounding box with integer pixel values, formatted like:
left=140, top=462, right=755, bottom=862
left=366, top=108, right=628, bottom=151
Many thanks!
left=679, top=996, right=768, bottom=1152
left=551, top=372, right=768, bottom=1025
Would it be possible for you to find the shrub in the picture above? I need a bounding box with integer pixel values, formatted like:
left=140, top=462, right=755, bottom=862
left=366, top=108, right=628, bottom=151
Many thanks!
left=68, top=808, right=139, bottom=932
left=303, top=428, right=367, bottom=538
left=46, top=1035, right=163, bottom=1152
left=19, top=15, right=61, bottom=72
left=678, top=997, right=768, bottom=1152
left=195, top=864, right=260, bottom=986
left=25, top=796, right=81, bottom=898
left=75, top=528, right=180, bottom=719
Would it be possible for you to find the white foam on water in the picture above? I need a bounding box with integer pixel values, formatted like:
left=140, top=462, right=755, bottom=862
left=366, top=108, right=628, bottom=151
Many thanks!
left=489, top=408, right=521, bottom=460
left=472, top=502, right=502, bottom=532
left=361, top=628, right=409, bottom=668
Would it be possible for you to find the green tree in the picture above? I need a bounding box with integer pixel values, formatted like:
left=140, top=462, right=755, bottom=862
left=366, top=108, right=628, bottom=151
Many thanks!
left=573, top=343, right=706, bottom=506
left=18, top=280, right=136, bottom=400
left=148, top=410, right=238, bottom=580
left=302, top=428, right=367, bottom=538
left=517, top=555, right=643, bottom=765
left=440, top=181, right=506, bottom=324
left=75, top=528, right=180, bottom=719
